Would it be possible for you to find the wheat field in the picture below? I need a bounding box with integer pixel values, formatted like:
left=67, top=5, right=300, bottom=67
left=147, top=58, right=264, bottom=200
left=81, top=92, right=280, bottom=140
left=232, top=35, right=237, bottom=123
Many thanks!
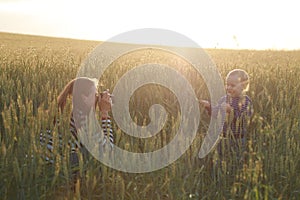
left=0, top=32, right=299, bottom=199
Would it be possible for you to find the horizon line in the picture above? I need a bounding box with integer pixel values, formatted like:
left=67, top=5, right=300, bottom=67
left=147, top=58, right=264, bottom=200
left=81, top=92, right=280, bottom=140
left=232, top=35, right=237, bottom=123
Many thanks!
left=1, top=31, right=299, bottom=52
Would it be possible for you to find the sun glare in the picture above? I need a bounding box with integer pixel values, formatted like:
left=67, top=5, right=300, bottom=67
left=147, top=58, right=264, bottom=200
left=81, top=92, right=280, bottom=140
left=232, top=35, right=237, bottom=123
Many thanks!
left=0, top=0, right=299, bottom=50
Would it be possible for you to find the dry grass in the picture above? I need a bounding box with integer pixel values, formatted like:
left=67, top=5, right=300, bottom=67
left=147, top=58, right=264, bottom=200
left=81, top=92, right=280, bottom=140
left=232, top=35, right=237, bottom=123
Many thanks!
left=0, top=32, right=299, bottom=199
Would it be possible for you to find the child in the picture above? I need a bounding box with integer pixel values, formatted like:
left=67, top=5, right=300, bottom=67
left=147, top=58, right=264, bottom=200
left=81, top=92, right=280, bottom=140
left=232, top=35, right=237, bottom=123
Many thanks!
left=40, top=77, right=113, bottom=190
left=201, top=69, right=253, bottom=163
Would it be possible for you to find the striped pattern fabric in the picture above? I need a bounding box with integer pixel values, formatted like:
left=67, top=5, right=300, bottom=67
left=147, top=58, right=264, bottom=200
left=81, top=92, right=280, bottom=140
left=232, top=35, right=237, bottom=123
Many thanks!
left=70, top=110, right=88, bottom=151
left=39, top=115, right=82, bottom=163
left=40, top=112, right=114, bottom=163
left=101, top=117, right=114, bottom=148
left=39, top=129, right=61, bottom=163
left=222, top=95, right=252, bottom=137
left=211, top=95, right=253, bottom=138
left=214, top=95, right=253, bottom=159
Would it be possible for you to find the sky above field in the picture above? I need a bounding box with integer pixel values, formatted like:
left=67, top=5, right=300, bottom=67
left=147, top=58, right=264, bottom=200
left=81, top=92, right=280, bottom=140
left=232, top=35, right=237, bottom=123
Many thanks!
left=0, top=0, right=299, bottom=50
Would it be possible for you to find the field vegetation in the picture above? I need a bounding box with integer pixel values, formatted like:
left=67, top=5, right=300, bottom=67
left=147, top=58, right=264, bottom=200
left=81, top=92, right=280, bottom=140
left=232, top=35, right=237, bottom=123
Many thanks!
left=0, top=32, right=299, bottom=199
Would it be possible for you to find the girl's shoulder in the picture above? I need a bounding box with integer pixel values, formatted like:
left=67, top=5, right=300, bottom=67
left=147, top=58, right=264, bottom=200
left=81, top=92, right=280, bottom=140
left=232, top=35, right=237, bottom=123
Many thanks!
left=218, top=95, right=252, bottom=105
left=243, top=95, right=252, bottom=104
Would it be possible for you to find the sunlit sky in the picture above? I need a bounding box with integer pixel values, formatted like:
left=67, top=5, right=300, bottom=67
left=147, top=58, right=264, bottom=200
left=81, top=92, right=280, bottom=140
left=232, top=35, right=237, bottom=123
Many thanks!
left=0, top=0, right=299, bottom=50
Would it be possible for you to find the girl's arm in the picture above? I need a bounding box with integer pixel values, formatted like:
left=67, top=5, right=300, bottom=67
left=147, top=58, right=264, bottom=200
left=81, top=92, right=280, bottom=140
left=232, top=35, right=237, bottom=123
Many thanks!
left=200, top=99, right=230, bottom=118
left=98, top=90, right=114, bottom=147
left=98, top=90, right=112, bottom=118
left=200, top=100, right=212, bottom=115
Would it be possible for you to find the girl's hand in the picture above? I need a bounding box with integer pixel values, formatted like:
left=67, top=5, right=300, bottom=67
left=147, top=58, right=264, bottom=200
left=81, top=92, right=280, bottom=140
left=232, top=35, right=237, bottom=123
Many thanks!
left=200, top=100, right=212, bottom=115
left=98, top=89, right=112, bottom=118
left=226, top=103, right=232, bottom=113
left=200, top=100, right=211, bottom=109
